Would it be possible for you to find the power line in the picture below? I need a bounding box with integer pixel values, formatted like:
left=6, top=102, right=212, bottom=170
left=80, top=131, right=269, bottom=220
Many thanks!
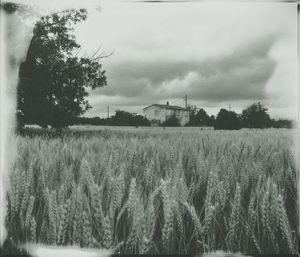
left=169, top=98, right=182, bottom=105
left=169, top=95, right=187, bottom=107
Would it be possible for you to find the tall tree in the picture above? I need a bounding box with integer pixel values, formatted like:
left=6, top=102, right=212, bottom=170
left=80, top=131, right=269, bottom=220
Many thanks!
left=214, top=108, right=241, bottom=130
left=186, top=105, right=199, bottom=126
left=186, top=106, right=213, bottom=127
left=240, top=102, right=271, bottom=128
left=195, top=108, right=210, bottom=126
left=17, top=9, right=107, bottom=129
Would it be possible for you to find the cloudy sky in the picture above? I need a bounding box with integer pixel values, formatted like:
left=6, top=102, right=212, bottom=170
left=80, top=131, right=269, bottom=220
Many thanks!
left=74, top=1, right=297, bottom=119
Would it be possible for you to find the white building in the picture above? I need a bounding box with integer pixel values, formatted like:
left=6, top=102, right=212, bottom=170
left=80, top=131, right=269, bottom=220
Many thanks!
left=143, top=102, right=190, bottom=126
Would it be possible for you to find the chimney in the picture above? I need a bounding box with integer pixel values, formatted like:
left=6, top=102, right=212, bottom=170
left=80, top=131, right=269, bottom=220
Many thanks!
left=166, top=101, right=169, bottom=106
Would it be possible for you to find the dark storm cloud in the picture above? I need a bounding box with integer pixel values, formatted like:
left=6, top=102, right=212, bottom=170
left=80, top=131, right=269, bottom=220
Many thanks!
left=91, top=36, right=276, bottom=105
left=189, top=59, right=275, bottom=101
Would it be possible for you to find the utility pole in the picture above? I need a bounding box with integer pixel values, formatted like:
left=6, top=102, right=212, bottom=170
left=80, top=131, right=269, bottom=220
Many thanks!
left=184, top=94, right=188, bottom=109
left=107, top=105, right=110, bottom=118
left=228, top=104, right=232, bottom=112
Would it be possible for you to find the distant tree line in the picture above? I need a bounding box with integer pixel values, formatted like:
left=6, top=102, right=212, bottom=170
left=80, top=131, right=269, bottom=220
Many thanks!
left=68, top=102, right=293, bottom=130
left=186, top=102, right=293, bottom=130
left=70, top=110, right=150, bottom=127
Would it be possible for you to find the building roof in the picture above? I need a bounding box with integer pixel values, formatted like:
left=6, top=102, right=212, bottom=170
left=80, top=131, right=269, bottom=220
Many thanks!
left=143, top=104, right=189, bottom=111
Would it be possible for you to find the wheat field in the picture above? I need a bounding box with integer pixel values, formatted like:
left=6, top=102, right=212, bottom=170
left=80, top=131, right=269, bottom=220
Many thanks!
left=5, top=127, right=299, bottom=254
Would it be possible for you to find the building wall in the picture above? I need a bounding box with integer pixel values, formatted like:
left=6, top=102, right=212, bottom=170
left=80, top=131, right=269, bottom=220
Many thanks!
left=143, top=105, right=166, bottom=124
left=143, top=106, right=190, bottom=126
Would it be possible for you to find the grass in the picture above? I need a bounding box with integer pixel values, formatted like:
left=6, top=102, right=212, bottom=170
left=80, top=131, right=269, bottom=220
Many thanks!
left=5, top=127, right=299, bottom=254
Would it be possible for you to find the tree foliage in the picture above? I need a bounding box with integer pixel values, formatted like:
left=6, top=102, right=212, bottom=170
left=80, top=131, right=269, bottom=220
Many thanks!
left=68, top=110, right=151, bottom=127
left=162, top=115, right=181, bottom=127
left=240, top=102, right=271, bottom=128
left=17, top=9, right=107, bottom=129
left=270, top=119, right=293, bottom=129
left=187, top=106, right=214, bottom=127
left=108, top=110, right=150, bottom=127
left=214, top=109, right=242, bottom=130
